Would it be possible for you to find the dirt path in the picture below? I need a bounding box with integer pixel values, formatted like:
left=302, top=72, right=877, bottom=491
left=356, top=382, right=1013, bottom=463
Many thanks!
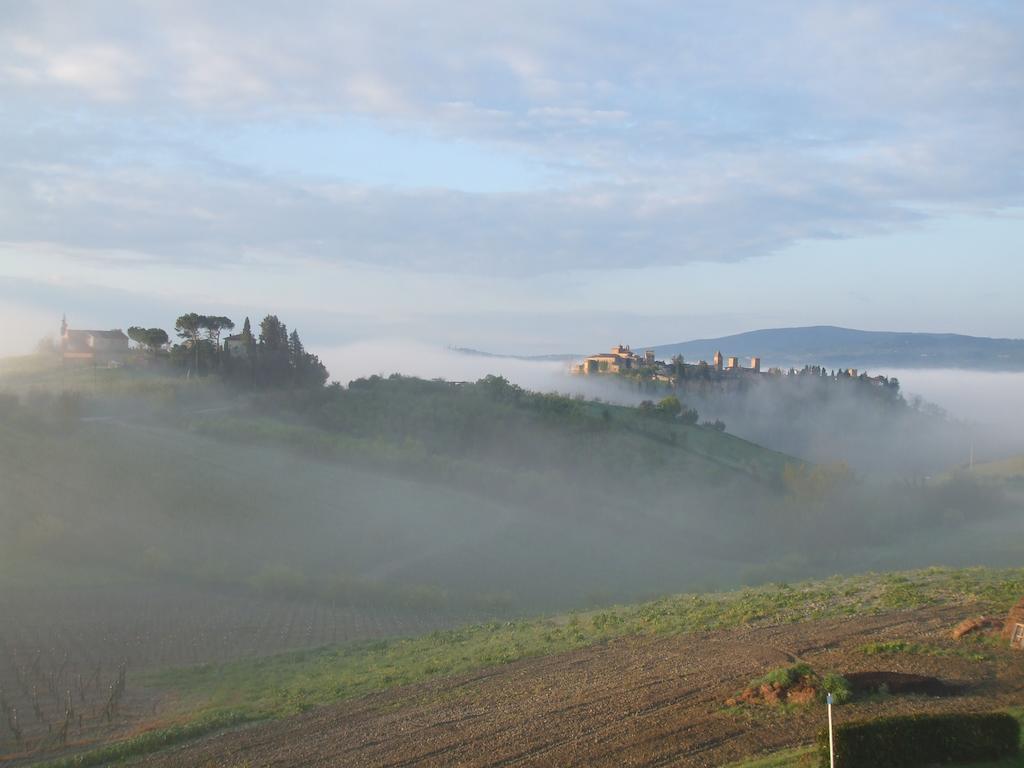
left=137, top=605, right=1024, bottom=767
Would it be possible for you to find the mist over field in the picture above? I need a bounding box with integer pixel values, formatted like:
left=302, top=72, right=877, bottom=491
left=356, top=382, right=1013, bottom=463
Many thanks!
left=322, top=341, right=1024, bottom=474
left=4, top=343, right=1021, bottom=608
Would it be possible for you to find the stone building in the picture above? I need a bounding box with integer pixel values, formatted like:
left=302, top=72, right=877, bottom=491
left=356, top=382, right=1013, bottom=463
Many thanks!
left=60, top=316, right=129, bottom=365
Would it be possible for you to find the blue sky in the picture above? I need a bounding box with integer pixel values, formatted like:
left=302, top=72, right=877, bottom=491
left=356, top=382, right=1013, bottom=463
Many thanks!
left=0, top=0, right=1022, bottom=357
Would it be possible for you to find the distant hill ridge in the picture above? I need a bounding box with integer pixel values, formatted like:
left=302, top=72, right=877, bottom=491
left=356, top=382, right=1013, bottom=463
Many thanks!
left=454, top=326, right=1024, bottom=371
left=651, top=326, right=1024, bottom=371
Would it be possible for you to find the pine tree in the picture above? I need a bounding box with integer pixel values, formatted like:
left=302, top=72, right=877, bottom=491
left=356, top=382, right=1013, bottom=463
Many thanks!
left=240, top=317, right=254, bottom=347
left=288, top=330, right=305, bottom=383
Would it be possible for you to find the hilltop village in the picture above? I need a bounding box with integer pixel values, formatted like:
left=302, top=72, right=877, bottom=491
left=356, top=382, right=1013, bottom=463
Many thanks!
left=573, top=344, right=900, bottom=394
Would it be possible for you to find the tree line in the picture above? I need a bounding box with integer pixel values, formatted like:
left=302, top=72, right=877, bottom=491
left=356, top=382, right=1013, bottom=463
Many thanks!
left=127, top=313, right=328, bottom=388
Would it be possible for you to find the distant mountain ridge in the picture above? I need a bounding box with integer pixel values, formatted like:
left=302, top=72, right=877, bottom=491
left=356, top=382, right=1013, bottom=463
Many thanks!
left=649, top=326, right=1024, bottom=371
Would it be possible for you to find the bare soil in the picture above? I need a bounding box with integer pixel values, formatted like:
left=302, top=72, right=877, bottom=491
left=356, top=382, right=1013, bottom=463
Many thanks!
left=136, top=604, right=1024, bottom=768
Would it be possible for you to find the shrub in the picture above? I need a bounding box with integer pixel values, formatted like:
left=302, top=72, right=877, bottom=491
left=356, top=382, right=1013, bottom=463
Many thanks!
left=817, top=712, right=1019, bottom=768
left=756, top=663, right=814, bottom=688
left=819, top=673, right=851, bottom=704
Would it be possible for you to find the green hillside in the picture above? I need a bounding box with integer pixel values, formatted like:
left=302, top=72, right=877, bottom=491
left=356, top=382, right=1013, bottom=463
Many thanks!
left=0, top=370, right=798, bottom=611
left=2, top=363, right=1021, bottom=611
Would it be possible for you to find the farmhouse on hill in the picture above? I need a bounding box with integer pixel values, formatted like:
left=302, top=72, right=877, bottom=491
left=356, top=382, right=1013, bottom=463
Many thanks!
left=576, top=344, right=650, bottom=374
left=60, top=316, right=129, bottom=366
left=1005, top=597, right=1024, bottom=650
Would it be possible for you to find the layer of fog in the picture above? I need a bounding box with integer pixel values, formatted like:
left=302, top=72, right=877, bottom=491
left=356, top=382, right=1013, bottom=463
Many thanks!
left=322, top=341, right=1024, bottom=474
left=886, top=368, right=1024, bottom=439
left=1, top=338, right=1021, bottom=672
left=321, top=339, right=568, bottom=391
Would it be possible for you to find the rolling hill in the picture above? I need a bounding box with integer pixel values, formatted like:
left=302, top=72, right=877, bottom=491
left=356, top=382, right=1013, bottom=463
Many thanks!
left=4, top=363, right=1021, bottom=612
left=0, top=365, right=809, bottom=613
left=649, top=326, right=1024, bottom=371
left=4, top=360, right=1024, bottom=767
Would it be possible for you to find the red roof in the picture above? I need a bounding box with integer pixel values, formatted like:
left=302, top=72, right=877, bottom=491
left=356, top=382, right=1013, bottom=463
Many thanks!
left=66, top=329, right=129, bottom=340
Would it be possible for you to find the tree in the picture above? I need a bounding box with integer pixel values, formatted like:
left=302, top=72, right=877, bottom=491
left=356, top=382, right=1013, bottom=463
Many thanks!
left=257, top=315, right=290, bottom=385
left=656, top=394, right=682, bottom=418
left=175, top=313, right=203, bottom=373
left=288, top=329, right=305, bottom=364
left=288, top=329, right=306, bottom=383
left=127, top=327, right=169, bottom=357
left=201, top=315, right=234, bottom=367
left=259, top=315, right=288, bottom=351
left=671, top=354, right=685, bottom=379
left=239, top=317, right=255, bottom=351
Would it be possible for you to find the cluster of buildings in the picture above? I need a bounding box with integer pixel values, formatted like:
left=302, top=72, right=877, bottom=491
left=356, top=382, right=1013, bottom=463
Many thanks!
left=572, top=344, right=893, bottom=388
left=572, top=344, right=763, bottom=381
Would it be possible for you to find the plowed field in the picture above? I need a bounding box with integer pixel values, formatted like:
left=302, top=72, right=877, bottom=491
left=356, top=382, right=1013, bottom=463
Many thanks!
left=137, top=604, right=1024, bottom=767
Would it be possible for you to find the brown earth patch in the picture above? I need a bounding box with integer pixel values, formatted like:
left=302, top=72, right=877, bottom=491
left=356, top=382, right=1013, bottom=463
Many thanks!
left=131, top=602, right=1024, bottom=768
left=952, top=616, right=1002, bottom=640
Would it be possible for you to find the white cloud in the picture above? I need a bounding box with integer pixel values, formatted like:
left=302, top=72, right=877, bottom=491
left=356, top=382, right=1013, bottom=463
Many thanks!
left=0, top=0, right=1020, bottom=277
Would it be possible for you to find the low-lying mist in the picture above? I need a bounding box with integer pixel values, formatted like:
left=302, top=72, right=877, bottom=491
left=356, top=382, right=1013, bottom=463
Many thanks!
left=319, top=339, right=567, bottom=391
left=2, top=353, right=1021, bottom=623
left=322, top=341, right=1024, bottom=476
left=887, top=368, right=1024, bottom=441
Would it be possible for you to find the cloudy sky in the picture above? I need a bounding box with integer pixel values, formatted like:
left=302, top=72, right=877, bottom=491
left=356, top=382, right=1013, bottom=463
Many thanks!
left=1, top=0, right=1022, bottom=356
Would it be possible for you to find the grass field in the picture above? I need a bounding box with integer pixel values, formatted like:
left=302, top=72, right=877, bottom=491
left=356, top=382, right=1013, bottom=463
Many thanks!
left=148, top=567, right=1024, bottom=723
left=29, top=566, right=1022, bottom=768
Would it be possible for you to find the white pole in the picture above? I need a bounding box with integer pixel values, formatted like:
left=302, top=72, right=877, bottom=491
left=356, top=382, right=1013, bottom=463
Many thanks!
left=827, top=692, right=835, bottom=768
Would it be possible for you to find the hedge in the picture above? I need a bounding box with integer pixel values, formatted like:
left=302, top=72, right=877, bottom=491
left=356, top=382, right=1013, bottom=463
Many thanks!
left=817, top=712, right=1020, bottom=768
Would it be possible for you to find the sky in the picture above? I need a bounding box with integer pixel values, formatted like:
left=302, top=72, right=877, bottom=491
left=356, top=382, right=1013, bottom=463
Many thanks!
left=1, top=0, right=1023, bottom=357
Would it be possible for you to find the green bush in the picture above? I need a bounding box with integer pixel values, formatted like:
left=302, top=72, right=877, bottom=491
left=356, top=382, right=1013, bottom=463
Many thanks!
left=817, top=712, right=1019, bottom=768
left=755, top=663, right=814, bottom=688
left=819, top=673, right=851, bottom=704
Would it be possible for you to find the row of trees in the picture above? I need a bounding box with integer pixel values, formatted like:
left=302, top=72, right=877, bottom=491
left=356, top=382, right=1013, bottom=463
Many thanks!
left=232, top=314, right=330, bottom=388
left=127, top=313, right=328, bottom=389
left=172, top=313, right=236, bottom=372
